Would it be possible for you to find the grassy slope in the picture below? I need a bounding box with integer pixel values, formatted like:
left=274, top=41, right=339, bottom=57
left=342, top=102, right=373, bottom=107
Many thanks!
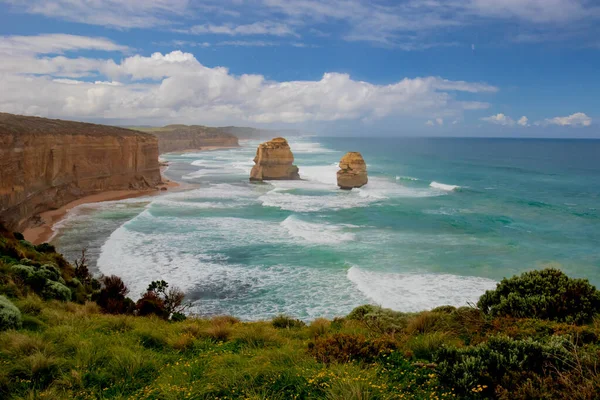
left=1, top=232, right=600, bottom=399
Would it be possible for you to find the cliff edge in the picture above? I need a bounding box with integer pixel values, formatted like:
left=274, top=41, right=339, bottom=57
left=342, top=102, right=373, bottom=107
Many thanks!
left=137, top=125, right=239, bottom=154
left=250, top=137, right=300, bottom=181
left=0, top=113, right=162, bottom=231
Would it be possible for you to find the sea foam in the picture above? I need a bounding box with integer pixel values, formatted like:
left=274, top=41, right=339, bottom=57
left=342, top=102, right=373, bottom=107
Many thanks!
left=430, top=181, right=461, bottom=191
left=347, top=266, right=497, bottom=311
left=281, top=215, right=356, bottom=244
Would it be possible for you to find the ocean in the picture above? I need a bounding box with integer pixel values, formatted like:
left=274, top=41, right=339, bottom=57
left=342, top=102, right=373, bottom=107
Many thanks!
left=50, top=137, right=600, bottom=320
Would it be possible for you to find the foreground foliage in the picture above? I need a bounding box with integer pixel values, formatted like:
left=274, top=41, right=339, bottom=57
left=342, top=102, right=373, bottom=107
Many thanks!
left=1, top=228, right=600, bottom=399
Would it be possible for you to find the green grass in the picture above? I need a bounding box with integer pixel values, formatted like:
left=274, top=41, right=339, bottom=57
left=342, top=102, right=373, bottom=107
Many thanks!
left=1, top=229, right=600, bottom=399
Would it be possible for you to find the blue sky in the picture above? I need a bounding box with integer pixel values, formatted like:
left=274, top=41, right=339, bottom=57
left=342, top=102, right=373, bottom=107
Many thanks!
left=0, top=0, right=598, bottom=137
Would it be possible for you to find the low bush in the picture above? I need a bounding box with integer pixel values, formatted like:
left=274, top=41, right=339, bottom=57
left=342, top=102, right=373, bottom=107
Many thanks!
left=0, top=295, right=22, bottom=330
left=95, top=275, right=134, bottom=314
left=347, top=304, right=412, bottom=334
left=136, top=291, right=167, bottom=318
left=42, top=281, right=71, bottom=301
left=478, top=268, right=600, bottom=324
left=34, top=243, right=56, bottom=253
left=308, top=333, right=396, bottom=364
left=435, top=335, right=573, bottom=397
left=272, top=314, right=306, bottom=329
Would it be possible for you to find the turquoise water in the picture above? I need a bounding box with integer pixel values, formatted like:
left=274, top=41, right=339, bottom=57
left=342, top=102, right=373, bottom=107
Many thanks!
left=52, top=137, right=600, bottom=320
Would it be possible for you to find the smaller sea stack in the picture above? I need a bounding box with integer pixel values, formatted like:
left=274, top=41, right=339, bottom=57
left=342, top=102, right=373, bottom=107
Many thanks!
left=337, top=152, right=368, bottom=189
left=250, top=137, right=300, bottom=181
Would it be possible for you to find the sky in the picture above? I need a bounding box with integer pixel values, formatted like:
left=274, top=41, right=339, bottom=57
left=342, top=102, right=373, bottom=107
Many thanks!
left=0, top=0, right=599, bottom=137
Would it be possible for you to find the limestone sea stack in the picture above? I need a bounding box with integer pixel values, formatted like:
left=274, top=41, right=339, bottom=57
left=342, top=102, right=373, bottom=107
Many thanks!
left=337, top=152, right=368, bottom=189
left=250, top=137, right=300, bottom=181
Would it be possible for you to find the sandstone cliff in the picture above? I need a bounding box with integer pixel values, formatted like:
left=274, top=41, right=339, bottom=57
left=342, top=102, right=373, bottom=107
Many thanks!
left=139, top=125, right=239, bottom=154
left=0, top=113, right=162, bottom=231
left=250, top=137, right=300, bottom=181
left=337, top=152, right=368, bottom=189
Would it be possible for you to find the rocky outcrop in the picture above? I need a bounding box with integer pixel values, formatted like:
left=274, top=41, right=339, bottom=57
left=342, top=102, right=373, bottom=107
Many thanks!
left=142, top=125, right=239, bottom=153
left=0, top=113, right=162, bottom=231
left=250, top=137, right=300, bottom=181
left=337, top=152, right=368, bottom=189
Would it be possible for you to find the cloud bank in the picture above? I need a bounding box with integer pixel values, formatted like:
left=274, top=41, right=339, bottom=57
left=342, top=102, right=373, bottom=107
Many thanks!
left=0, top=34, right=498, bottom=125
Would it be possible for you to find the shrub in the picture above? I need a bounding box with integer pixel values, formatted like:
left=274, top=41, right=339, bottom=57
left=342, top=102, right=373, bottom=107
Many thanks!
left=477, top=268, right=600, bottom=324
left=272, top=314, right=306, bottom=329
left=34, top=243, right=56, bottom=253
left=0, top=295, right=22, bottom=330
left=136, top=291, right=167, bottom=318
left=347, top=304, right=412, bottom=334
left=10, top=264, right=35, bottom=280
left=95, top=275, right=134, bottom=314
left=431, top=305, right=457, bottom=314
left=308, top=333, right=397, bottom=364
left=141, top=280, right=188, bottom=317
left=171, top=312, right=187, bottom=322
left=42, top=281, right=71, bottom=301
left=13, top=232, right=24, bottom=240
left=435, top=335, right=572, bottom=397
left=37, top=264, right=62, bottom=283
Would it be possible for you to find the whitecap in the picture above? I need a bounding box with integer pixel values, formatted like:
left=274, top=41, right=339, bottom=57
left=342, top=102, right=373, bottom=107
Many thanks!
left=280, top=215, right=356, bottom=244
left=347, top=266, right=497, bottom=311
left=396, top=175, right=419, bottom=181
left=430, top=181, right=461, bottom=191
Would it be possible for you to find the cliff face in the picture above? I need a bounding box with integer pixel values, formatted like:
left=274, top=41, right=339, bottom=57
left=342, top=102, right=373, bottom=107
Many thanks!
left=0, top=113, right=162, bottom=231
left=250, top=137, right=300, bottom=181
left=337, top=152, right=368, bottom=189
left=144, top=125, right=239, bottom=154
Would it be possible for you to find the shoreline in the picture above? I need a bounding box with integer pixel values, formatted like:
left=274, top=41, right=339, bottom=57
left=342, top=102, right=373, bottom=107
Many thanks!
left=21, top=145, right=236, bottom=245
left=22, top=169, right=184, bottom=246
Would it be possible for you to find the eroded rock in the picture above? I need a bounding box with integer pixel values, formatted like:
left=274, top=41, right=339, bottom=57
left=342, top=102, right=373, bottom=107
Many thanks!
left=337, top=152, right=368, bottom=189
left=250, top=137, right=300, bottom=181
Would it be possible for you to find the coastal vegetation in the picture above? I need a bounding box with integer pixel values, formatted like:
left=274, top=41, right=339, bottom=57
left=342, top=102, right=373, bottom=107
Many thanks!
left=1, top=227, right=600, bottom=399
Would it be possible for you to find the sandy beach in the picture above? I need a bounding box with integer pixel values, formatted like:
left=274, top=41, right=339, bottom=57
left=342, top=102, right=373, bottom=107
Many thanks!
left=22, top=173, right=180, bottom=245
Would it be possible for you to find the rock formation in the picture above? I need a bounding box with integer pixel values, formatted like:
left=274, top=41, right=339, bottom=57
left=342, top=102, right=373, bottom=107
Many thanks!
left=250, top=137, right=300, bottom=181
left=337, top=152, right=368, bottom=189
left=0, top=113, right=162, bottom=231
left=142, top=125, right=239, bottom=154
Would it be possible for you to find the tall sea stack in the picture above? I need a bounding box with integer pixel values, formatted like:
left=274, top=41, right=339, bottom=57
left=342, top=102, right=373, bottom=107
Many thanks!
left=337, top=152, right=368, bottom=189
left=250, top=137, right=300, bottom=181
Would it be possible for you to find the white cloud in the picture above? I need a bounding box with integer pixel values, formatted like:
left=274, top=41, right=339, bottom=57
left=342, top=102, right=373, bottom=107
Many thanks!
left=2, top=0, right=189, bottom=28
left=0, top=34, right=129, bottom=55
left=425, top=120, right=435, bottom=126
left=436, top=118, right=444, bottom=126
left=3, top=0, right=600, bottom=48
left=481, top=113, right=516, bottom=126
left=469, top=0, right=592, bottom=23
left=545, top=112, right=592, bottom=126
left=186, top=22, right=297, bottom=37
left=517, top=116, right=529, bottom=126
left=0, top=49, right=498, bottom=125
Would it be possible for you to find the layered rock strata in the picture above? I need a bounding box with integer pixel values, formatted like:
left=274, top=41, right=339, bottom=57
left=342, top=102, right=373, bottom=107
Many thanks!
left=0, top=113, right=162, bottom=231
left=337, top=152, right=368, bottom=189
left=249, top=137, right=300, bottom=181
left=146, top=125, right=239, bottom=153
